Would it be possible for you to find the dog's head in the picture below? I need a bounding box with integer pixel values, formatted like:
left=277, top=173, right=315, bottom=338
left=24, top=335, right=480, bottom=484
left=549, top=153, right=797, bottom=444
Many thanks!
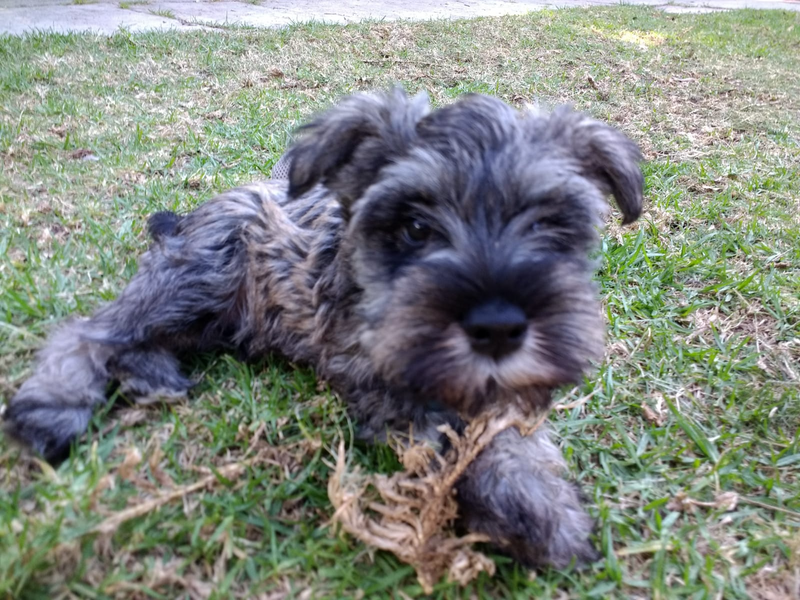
left=285, top=88, right=644, bottom=416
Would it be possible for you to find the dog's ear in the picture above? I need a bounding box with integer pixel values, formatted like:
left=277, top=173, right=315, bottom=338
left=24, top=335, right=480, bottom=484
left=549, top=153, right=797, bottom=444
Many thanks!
left=542, top=107, right=644, bottom=225
left=284, top=88, right=430, bottom=209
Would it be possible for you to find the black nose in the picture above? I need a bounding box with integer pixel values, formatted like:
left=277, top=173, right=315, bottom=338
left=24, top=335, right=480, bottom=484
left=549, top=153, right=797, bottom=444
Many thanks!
left=461, top=300, right=527, bottom=359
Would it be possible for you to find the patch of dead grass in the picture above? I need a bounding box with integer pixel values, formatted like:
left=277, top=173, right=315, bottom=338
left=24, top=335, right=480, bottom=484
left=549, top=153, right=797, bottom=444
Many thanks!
left=747, top=534, right=800, bottom=600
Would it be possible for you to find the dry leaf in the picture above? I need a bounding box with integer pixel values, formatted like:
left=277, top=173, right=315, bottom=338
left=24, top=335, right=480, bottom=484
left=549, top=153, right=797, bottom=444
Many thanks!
left=668, top=491, right=740, bottom=513
left=641, top=402, right=666, bottom=426
left=68, top=148, right=95, bottom=160
left=117, top=447, right=143, bottom=481
left=667, top=491, right=693, bottom=512
left=713, top=491, right=739, bottom=512
left=88, top=474, right=116, bottom=510
left=148, top=439, right=175, bottom=488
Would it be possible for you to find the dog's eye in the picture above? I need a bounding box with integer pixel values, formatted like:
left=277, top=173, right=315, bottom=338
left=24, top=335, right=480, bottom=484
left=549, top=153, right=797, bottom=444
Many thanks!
left=401, top=219, right=432, bottom=246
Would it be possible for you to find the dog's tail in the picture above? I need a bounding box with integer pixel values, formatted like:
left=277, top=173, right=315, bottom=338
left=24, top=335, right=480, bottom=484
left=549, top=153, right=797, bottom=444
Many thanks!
left=147, top=211, right=182, bottom=240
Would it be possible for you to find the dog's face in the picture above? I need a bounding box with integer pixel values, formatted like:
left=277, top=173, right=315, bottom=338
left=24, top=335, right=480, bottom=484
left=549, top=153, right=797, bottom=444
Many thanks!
left=286, top=89, right=643, bottom=416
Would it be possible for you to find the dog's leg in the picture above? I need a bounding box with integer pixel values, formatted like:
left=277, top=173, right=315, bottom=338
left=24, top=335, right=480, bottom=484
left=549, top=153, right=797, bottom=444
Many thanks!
left=455, top=426, right=598, bottom=569
left=3, top=194, right=260, bottom=462
left=108, top=347, right=195, bottom=405
left=365, top=398, right=596, bottom=568
left=3, top=299, right=200, bottom=463
left=3, top=317, right=118, bottom=463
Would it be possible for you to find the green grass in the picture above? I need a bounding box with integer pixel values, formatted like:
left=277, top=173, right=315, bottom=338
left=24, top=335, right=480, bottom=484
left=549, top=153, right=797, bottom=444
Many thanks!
left=1, top=6, right=799, bottom=599
left=150, top=8, right=177, bottom=20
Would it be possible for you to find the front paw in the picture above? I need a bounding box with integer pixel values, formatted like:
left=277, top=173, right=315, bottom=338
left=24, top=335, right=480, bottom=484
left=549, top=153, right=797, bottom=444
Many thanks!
left=456, top=428, right=598, bottom=569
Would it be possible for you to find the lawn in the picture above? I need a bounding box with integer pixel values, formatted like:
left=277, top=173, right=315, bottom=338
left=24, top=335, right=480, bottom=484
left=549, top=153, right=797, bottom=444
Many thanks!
left=1, top=6, right=799, bottom=599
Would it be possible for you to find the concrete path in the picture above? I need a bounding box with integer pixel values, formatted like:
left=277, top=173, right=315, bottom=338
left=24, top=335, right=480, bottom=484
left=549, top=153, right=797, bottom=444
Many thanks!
left=0, top=0, right=797, bottom=36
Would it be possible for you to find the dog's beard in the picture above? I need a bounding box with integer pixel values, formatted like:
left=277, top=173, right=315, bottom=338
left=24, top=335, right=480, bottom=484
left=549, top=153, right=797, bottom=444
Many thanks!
left=359, top=287, right=603, bottom=417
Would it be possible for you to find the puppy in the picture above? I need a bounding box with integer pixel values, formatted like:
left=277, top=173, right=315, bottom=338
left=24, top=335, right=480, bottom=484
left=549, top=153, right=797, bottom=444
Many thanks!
left=3, top=88, right=643, bottom=568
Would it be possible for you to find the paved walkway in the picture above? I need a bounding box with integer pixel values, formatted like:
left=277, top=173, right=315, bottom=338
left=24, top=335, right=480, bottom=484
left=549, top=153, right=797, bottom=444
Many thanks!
left=0, top=0, right=797, bottom=36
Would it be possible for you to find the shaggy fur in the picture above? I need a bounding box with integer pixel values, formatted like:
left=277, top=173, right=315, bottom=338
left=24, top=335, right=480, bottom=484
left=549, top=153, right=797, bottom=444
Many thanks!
left=3, top=88, right=644, bottom=569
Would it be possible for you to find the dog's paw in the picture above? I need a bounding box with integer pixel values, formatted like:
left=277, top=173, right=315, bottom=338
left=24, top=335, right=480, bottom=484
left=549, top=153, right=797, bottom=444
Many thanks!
left=3, top=394, right=93, bottom=464
left=456, top=428, right=599, bottom=569
left=110, top=348, right=194, bottom=405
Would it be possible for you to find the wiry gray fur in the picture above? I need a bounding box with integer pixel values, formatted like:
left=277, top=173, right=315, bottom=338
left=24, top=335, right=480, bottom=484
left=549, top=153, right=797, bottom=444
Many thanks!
left=3, top=87, right=644, bottom=570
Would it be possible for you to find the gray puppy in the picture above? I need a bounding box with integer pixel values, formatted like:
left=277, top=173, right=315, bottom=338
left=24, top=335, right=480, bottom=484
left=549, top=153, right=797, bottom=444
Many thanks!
left=3, top=88, right=643, bottom=569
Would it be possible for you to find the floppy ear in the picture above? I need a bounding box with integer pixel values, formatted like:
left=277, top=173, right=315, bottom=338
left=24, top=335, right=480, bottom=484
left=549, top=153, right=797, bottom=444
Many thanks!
left=544, top=107, right=644, bottom=225
left=284, top=87, right=430, bottom=209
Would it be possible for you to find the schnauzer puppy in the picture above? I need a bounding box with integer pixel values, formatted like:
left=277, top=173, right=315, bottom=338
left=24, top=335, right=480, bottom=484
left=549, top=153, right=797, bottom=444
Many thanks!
left=3, top=88, right=643, bottom=569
